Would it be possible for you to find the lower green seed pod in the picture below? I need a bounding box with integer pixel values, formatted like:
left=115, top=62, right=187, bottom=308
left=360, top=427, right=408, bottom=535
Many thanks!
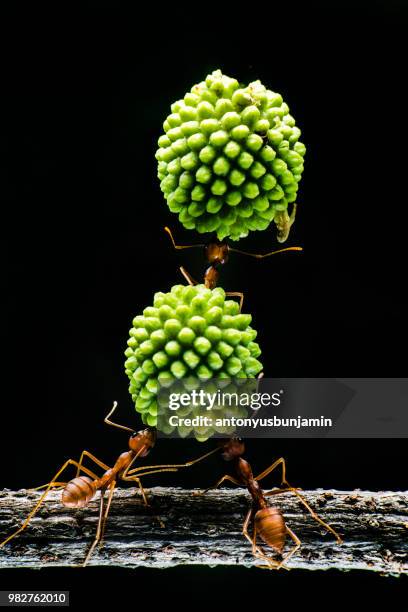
left=125, top=284, right=263, bottom=436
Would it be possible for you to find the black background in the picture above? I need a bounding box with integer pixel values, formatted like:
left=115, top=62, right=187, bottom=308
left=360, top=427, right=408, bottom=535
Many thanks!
left=2, top=2, right=407, bottom=606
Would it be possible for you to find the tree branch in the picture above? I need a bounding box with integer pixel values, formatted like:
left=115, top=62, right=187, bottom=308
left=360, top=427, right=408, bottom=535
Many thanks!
left=0, top=488, right=407, bottom=573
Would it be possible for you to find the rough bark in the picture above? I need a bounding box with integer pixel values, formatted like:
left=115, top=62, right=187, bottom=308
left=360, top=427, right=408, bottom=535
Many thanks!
left=0, top=487, right=407, bottom=574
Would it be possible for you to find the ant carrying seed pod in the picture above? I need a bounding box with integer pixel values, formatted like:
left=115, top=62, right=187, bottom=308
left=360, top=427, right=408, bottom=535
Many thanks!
left=164, top=226, right=342, bottom=568
left=0, top=402, right=217, bottom=566
left=197, top=437, right=343, bottom=570
left=165, top=225, right=302, bottom=309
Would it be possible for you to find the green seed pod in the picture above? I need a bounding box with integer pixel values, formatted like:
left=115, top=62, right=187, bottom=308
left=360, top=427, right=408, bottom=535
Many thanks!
left=199, top=145, right=217, bottom=164
left=213, top=157, right=231, bottom=176
left=157, top=69, right=305, bottom=242
left=224, top=141, right=241, bottom=159
left=125, top=283, right=263, bottom=428
left=210, top=130, right=229, bottom=148
left=197, top=101, right=215, bottom=119
left=196, top=165, right=212, bottom=184
left=243, top=182, right=260, bottom=199
left=211, top=179, right=227, bottom=195
left=229, top=169, right=246, bottom=186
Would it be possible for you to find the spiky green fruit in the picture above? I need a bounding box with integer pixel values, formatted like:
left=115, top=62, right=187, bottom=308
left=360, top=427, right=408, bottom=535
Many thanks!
left=124, top=284, right=263, bottom=429
left=156, top=69, right=305, bottom=242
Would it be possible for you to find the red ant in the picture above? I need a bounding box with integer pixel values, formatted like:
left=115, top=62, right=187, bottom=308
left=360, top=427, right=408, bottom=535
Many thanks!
left=165, top=226, right=302, bottom=311
left=0, top=402, right=217, bottom=566
left=166, top=227, right=341, bottom=568
left=199, top=437, right=343, bottom=570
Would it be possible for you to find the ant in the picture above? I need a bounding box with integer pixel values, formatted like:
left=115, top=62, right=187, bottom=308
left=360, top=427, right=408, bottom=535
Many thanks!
left=0, top=402, right=217, bottom=566
left=164, top=226, right=302, bottom=310
left=165, top=228, right=341, bottom=568
left=198, top=437, right=343, bottom=570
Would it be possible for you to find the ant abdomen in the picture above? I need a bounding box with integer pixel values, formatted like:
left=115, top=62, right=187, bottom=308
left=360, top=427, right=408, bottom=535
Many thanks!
left=255, top=506, right=286, bottom=553
left=62, top=476, right=97, bottom=508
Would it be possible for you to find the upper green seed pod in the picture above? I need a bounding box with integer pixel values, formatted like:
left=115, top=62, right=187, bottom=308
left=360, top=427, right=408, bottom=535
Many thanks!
left=157, top=69, right=305, bottom=242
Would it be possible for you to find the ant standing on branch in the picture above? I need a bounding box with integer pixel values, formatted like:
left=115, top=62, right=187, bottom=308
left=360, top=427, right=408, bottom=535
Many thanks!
left=0, top=402, right=218, bottom=566
left=197, top=438, right=342, bottom=570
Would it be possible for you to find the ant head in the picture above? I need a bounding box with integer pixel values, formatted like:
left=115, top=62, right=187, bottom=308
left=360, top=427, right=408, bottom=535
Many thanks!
left=129, top=427, right=157, bottom=455
left=205, top=241, right=229, bottom=266
left=219, top=437, right=245, bottom=461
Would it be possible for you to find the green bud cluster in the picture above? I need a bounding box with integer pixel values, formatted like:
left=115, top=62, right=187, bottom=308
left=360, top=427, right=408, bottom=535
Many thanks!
left=124, top=284, right=263, bottom=428
left=156, top=69, right=306, bottom=241
left=157, top=378, right=259, bottom=442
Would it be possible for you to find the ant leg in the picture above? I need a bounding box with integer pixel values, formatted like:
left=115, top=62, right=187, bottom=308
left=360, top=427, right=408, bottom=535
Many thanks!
left=242, top=510, right=262, bottom=558
left=98, top=480, right=116, bottom=548
left=122, top=447, right=220, bottom=518
left=264, top=487, right=343, bottom=543
left=0, top=459, right=98, bottom=548
left=120, top=450, right=183, bottom=523
left=121, top=466, right=179, bottom=521
left=29, top=482, right=67, bottom=492
left=121, top=460, right=171, bottom=529
left=133, top=477, right=148, bottom=507
left=179, top=266, right=198, bottom=286
left=275, top=526, right=301, bottom=569
left=120, top=446, right=180, bottom=484
left=164, top=226, right=204, bottom=250
left=125, top=446, right=219, bottom=477
left=125, top=476, right=166, bottom=528
left=254, top=456, right=289, bottom=486
left=256, top=458, right=343, bottom=544
left=123, top=467, right=179, bottom=529
left=119, top=452, right=152, bottom=505
left=121, top=475, right=149, bottom=506
left=242, top=509, right=272, bottom=564
left=75, top=450, right=110, bottom=478
left=263, top=486, right=302, bottom=496
left=248, top=520, right=285, bottom=570
left=242, top=508, right=253, bottom=547
left=243, top=508, right=269, bottom=561
left=36, top=449, right=109, bottom=487
left=229, top=242, right=303, bottom=259
left=225, top=291, right=244, bottom=312
left=123, top=466, right=179, bottom=481
left=83, top=488, right=108, bottom=567
left=195, top=474, right=241, bottom=496
left=34, top=454, right=102, bottom=490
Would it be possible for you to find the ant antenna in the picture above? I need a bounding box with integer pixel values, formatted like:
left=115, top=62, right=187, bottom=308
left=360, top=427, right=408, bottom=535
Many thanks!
left=104, top=401, right=134, bottom=433
left=179, top=266, right=198, bottom=286
left=228, top=246, right=303, bottom=259
left=164, top=227, right=204, bottom=250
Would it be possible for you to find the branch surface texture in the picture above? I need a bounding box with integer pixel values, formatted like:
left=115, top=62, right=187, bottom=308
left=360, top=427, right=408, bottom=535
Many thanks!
left=0, top=488, right=407, bottom=574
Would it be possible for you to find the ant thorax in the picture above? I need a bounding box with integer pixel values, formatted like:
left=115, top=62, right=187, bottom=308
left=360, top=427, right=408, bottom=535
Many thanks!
left=204, top=266, right=219, bottom=289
